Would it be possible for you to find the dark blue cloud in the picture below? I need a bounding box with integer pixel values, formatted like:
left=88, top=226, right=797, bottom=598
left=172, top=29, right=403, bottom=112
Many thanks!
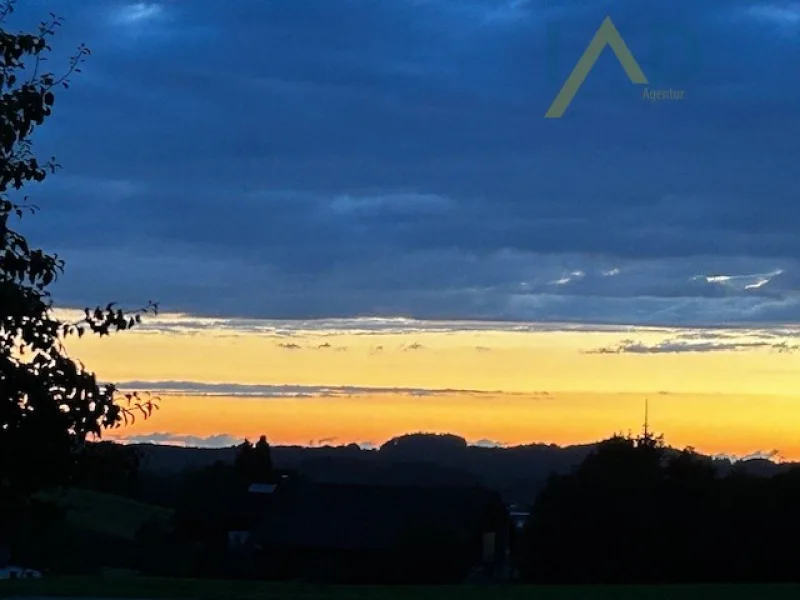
left=8, top=0, right=800, bottom=325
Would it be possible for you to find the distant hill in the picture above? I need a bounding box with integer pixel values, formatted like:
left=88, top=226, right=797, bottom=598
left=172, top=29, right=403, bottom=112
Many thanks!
left=131, top=433, right=795, bottom=504
left=132, top=434, right=601, bottom=503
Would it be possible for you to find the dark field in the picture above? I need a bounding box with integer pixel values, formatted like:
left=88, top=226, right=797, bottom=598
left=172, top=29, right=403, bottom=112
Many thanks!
left=4, top=578, right=800, bottom=600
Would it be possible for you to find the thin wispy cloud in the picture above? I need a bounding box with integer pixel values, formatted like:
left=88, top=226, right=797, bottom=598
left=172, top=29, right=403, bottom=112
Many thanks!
left=110, top=432, right=241, bottom=448
left=112, top=2, right=163, bottom=24
left=585, top=337, right=800, bottom=355
left=277, top=342, right=303, bottom=351
left=404, top=342, right=426, bottom=351
left=713, top=449, right=783, bottom=463
left=472, top=438, right=508, bottom=448
left=114, top=380, right=540, bottom=398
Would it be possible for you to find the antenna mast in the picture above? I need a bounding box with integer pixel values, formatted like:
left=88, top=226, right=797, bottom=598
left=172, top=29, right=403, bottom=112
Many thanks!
left=643, top=397, right=650, bottom=439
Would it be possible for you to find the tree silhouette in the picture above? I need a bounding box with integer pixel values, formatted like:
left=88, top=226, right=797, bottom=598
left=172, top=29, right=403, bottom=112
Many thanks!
left=519, top=431, right=674, bottom=583
left=0, top=1, right=156, bottom=498
left=515, top=430, right=800, bottom=584
left=234, top=435, right=274, bottom=484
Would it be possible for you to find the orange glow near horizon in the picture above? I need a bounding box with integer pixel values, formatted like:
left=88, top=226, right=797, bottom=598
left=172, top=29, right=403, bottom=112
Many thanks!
left=104, top=391, right=800, bottom=460
left=56, top=311, right=800, bottom=460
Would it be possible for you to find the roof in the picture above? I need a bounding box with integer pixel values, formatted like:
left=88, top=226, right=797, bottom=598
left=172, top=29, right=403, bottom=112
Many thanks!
left=252, top=482, right=506, bottom=552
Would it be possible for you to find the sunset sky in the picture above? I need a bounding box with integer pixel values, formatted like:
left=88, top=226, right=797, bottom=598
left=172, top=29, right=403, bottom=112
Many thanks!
left=10, top=1, right=800, bottom=459
left=60, top=310, right=800, bottom=460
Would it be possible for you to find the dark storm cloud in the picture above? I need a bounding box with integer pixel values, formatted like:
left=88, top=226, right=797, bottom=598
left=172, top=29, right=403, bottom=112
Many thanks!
left=9, top=0, right=800, bottom=325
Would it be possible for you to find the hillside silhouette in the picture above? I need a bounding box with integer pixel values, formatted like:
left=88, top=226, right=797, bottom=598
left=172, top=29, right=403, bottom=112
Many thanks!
left=130, top=433, right=791, bottom=508
left=6, top=431, right=800, bottom=583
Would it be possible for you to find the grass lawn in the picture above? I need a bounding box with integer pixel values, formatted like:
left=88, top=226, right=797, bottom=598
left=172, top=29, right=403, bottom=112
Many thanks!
left=4, top=577, right=800, bottom=600
left=33, top=488, right=173, bottom=541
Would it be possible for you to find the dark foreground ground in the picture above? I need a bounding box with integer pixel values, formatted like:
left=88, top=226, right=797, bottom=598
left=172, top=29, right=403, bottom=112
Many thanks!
left=4, top=578, right=800, bottom=600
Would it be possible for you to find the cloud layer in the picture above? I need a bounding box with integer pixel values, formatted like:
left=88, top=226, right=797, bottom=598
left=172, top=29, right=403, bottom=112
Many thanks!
left=9, top=0, right=800, bottom=325
left=113, top=380, right=531, bottom=398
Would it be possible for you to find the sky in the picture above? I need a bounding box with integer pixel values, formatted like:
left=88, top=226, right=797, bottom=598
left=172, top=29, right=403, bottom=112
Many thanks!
left=7, top=0, right=800, bottom=458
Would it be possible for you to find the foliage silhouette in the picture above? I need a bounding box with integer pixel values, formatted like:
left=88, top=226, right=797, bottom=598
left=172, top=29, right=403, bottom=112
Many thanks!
left=72, top=441, right=142, bottom=497
left=235, top=435, right=274, bottom=484
left=0, top=0, right=157, bottom=500
left=518, top=430, right=800, bottom=583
